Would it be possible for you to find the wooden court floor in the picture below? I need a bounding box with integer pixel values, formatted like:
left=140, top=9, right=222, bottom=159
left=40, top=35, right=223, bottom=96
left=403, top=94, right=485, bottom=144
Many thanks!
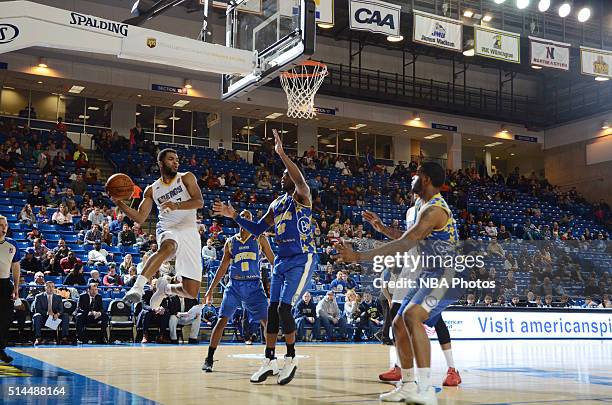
left=10, top=340, right=612, bottom=405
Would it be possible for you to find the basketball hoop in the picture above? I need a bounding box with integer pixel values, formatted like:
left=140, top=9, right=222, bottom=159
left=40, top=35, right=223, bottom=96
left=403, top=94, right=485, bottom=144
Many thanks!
left=280, top=60, right=328, bottom=119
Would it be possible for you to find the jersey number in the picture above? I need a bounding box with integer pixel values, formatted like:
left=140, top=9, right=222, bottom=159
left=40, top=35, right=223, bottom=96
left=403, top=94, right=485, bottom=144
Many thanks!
left=241, top=262, right=249, bottom=272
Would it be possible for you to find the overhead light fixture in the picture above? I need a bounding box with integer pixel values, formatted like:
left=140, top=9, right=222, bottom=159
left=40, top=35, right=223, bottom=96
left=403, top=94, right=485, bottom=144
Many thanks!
left=558, top=2, right=571, bottom=18
left=235, top=107, right=241, bottom=110
left=500, top=125, right=509, bottom=133
left=424, top=134, right=443, bottom=139
left=463, top=10, right=474, bottom=18
left=278, top=130, right=289, bottom=134
left=265, top=112, right=283, bottom=119
left=68, top=85, right=85, bottom=94
left=137, top=94, right=142, bottom=98
left=169, top=117, right=181, bottom=121
left=2, top=86, right=15, bottom=90
left=140, top=104, right=151, bottom=107
left=595, top=76, right=610, bottom=82
left=516, top=0, right=530, bottom=10
left=37, top=81, right=43, bottom=84
left=317, top=23, right=334, bottom=29
left=183, top=79, right=193, bottom=89
left=538, top=0, right=550, bottom=12
left=577, top=7, right=591, bottom=22
left=242, top=125, right=254, bottom=130
left=135, top=112, right=141, bottom=116
left=37, top=57, right=48, bottom=68
left=173, top=100, right=190, bottom=107
left=349, top=123, right=367, bottom=130
left=157, top=124, right=168, bottom=128
left=602, top=121, right=610, bottom=129
left=317, top=134, right=322, bottom=138
left=467, top=138, right=472, bottom=140
left=463, top=39, right=475, bottom=57
left=510, top=153, right=515, bottom=156
left=494, top=0, right=506, bottom=3
left=482, top=15, right=493, bottom=22
left=412, top=112, right=421, bottom=121
left=495, top=156, right=500, bottom=159
left=87, top=106, right=100, bottom=111
left=485, top=142, right=504, bottom=147
left=343, top=138, right=354, bottom=142
left=386, top=35, right=403, bottom=42
left=531, top=65, right=543, bottom=70
left=78, top=115, right=90, bottom=119
left=325, top=144, right=335, bottom=148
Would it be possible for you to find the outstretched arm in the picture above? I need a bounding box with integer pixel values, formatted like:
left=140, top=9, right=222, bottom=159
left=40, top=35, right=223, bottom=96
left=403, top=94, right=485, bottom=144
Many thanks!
left=113, top=186, right=153, bottom=225
left=258, top=235, right=275, bottom=266
left=213, top=201, right=274, bottom=237
left=204, top=241, right=232, bottom=304
left=273, top=129, right=311, bottom=206
left=363, top=210, right=404, bottom=240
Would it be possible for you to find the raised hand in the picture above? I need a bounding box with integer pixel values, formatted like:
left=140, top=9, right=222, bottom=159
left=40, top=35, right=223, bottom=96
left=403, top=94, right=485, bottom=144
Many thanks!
left=333, top=240, right=359, bottom=263
left=212, top=200, right=236, bottom=218
left=362, top=210, right=384, bottom=232
left=273, top=128, right=285, bottom=156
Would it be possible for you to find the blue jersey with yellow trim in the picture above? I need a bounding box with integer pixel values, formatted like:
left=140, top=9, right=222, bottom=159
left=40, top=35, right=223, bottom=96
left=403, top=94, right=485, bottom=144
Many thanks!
left=415, top=193, right=458, bottom=264
left=271, top=193, right=316, bottom=257
left=227, top=234, right=261, bottom=280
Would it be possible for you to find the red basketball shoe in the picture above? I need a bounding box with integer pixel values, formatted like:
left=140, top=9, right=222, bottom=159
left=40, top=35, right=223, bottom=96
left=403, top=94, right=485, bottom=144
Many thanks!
left=379, top=366, right=401, bottom=382
left=443, top=367, right=462, bottom=386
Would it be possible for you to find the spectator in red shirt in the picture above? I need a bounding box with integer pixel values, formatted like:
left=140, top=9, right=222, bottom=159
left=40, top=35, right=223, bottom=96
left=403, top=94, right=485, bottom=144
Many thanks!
left=60, top=251, right=83, bottom=274
left=55, top=117, right=66, bottom=134
left=103, top=265, right=123, bottom=287
left=208, top=219, right=223, bottom=235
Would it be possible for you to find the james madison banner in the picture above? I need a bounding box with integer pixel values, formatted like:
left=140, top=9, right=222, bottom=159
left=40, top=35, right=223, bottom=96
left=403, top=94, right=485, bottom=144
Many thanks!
left=349, top=0, right=401, bottom=37
left=530, top=36, right=570, bottom=71
left=413, top=10, right=462, bottom=52
left=581, top=46, right=612, bottom=79
left=475, top=26, right=520, bottom=63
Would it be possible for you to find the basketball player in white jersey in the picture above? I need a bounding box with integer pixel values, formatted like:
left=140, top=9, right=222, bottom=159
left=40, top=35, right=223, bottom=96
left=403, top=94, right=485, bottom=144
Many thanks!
left=113, top=148, right=204, bottom=309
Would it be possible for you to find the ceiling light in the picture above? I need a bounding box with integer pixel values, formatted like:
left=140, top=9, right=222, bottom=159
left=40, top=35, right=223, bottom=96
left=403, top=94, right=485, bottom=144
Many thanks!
left=265, top=112, right=283, bottom=119
left=538, top=0, right=550, bottom=12
left=173, top=100, right=190, bottom=107
left=349, top=124, right=367, bottom=130
left=325, top=144, right=335, bottom=148
left=183, top=79, right=193, bottom=89
left=500, top=125, right=509, bottom=133
left=485, top=142, right=503, bottom=147
left=424, top=134, right=443, bottom=139
left=37, top=81, right=43, bottom=84
left=343, top=138, right=354, bottom=142
left=412, top=112, right=421, bottom=121
left=494, top=0, right=506, bottom=3
left=37, top=57, right=48, bottom=68
left=577, top=7, right=591, bottom=22
left=531, top=65, right=543, bottom=70
left=169, top=117, right=181, bottom=121
left=235, top=107, right=241, bottom=110
left=463, top=39, right=475, bottom=57
left=510, top=153, right=515, bottom=156
left=595, top=76, right=609, bottom=82
left=467, top=138, right=472, bottom=140
left=602, top=121, right=610, bottom=129
left=558, top=2, right=571, bottom=18
left=157, top=124, right=168, bottom=128
left=317, top=134, right=322, bottom=138
left=242, top=125, right=254, bottom=130
left=495, top=156, right=500, bottom=159
left=87, top=106, right=100, bottom=111
left=482, top=15, right=493, bottom=22
left=140, top=104, right=151, bottom=107
left=278, top=130, right=289, bottom=134
left=137, top=94, right=142, bottom=98
left=135, top=112, right=141, bottom=116
left=2, top=86, right=15, bottom=90
left=386, top=35, right=404, bottom=42
left=463, top=10, right=474, bottom=18
left=78, top=115, right=90, bottom=119
left=68, top=85, right=85, bottom=94
left=516, top=0, right=530, bottom=10
left=317, top=23, right=334, bottom=29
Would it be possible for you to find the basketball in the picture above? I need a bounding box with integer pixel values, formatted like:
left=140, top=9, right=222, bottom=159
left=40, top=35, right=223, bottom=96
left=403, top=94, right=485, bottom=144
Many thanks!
left=105, top=173, right=135, bottom=200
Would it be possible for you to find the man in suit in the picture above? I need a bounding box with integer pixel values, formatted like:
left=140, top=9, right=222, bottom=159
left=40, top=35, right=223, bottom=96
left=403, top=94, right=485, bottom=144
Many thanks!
left=167, top=294, right=201, bottom=344
left=137, top=278, right=171, bottom=343
left=76, top=283, right=108, bottom=343
left=32, top=281, right=70, bottom=345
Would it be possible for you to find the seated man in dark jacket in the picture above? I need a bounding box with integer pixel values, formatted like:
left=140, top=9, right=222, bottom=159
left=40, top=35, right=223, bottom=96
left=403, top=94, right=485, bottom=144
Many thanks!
left=76, top=283, right=109, bottom=343
left=137, top=278, right=171, bottom=343
left=294, top=291, right=320, bottom=341
left=32, top=281, right=70, bottom=345
left=355, top=291, right=383, bottom=341
left=167, top=295, right=201, bottom=344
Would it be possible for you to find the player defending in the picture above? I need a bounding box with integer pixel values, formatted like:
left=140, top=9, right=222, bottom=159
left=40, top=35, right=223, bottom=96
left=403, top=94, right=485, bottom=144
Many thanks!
left=213, top=129, right=318, bottom=385
left=336, top=162, right=463, bottom=405
left=114, top=148, right=204, bottom=308
left=364, top=207, right=461, bottom=387
left=202, top=209, right=275, bottom=372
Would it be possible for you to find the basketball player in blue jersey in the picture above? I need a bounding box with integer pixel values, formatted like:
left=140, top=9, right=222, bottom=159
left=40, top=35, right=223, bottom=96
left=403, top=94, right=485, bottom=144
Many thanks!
left=336, top=162, right=465, bottom=405
left=214, top=129, right=318, bottom=385
left=202, top=209, right=275, bottom=372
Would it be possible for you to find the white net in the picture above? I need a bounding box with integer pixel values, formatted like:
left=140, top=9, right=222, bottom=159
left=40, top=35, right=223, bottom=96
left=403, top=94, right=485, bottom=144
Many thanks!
left=280, top=61, right=328, bottom=119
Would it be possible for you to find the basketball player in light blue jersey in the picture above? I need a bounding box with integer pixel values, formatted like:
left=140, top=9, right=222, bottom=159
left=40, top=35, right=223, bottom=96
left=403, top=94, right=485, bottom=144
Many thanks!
left=202, top=209, right=274, bottom=372
left=214, top=129, right=318, bottom=386
left=336, top=162, right=465, bottom=405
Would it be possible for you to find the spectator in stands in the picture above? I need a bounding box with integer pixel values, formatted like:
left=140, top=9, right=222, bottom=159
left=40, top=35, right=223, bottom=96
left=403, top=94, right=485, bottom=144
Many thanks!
left=505, top=271, right=517, bottom=291
left=316, top=291, right=347, bottom=341
left=583, top=279, right=601, bottom=297
left=84, top=224, right=102, bottom=245
left=18, top=204, right=35, bottom=227
left=32, top=238, right=49, bottom=260
left=41, top=250, right=60, bottom=276
left=76, top=283, right=108, bottom=344
left=507, top=296, right=521, bottom=307
left=100, top=223, right=113, bottom=246
left=27, top=186, right=46, bottom=208
left=497, top=224, right=511, bottom=240
left=539, top=277, right=554, bottom=297
left=109, top=213, right=125, bottom=234
left=45, top=188, right=61, bottom=207
left=4, top=169, right=25, bottom=192
left=138, top=279, right=171, bottom=344
left=118, top=223, right=136, bottom=246
left=88, top=241, right=111, bottom=265
left=20, top=247, right=42, bottom=276
left=34, top=206, right=50, bottom=224
left=87, top=269, right=104, bottom=286
left=257, top=175, right=272, bottom=190
left=201, top=238, right=216, bottom=268
left=343, top=289, right=360, bottom=326
left=32, top=281, right=70, bottom=345
left=208, top=219, right=223, bottom=235
left=119, top=254, right=133, bottom=275
left=60, top=251, right=82, bottom=274
left=88, top=207, right=105, bottom=226
left=464, top=294, right=476, bottom=306
left=294, top=291, right=320, bottom=342
left=63, top=262, right=86, bottom=286
left=123, top=266, right=137, bottom=287
left=487, top=237, right=505, bottom=258
left=85, top=163, right=101, bottom=185
left=103, top=264, right=123, bottom=287
left=522, top=219, right=539, bottom=240
left=355, top=291, right=382, bottom=341
left=73, top=144, right=88, bottom=164
left=478, top=295, right=494, bottom=307
left=485, top=221, right=498, bottom=238
left=526, top=291, right=537, bottom=307
left=70, top=173, right=88, bottom=196
left=131, top=122, right=145, bottom=148
left=599, top=295, right=611, bottom=308
left=330, top=271, right=347, bottom=292
left=74, top=213, right=92, bottom=240
left=542, top=295, right=554, bottom=308
left=0, top=151, right=16, bottom=172
left=51, top=204, right=73, bottom=227
left=54, top=117, right=66, bottom=134
left=167, top=295, right=201, bottom=344
left=582, top=296, right=598, bottom=308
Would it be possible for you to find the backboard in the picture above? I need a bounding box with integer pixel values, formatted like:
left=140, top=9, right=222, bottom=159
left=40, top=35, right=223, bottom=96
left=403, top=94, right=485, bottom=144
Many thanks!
left=221, top=0, right=316, bottom=100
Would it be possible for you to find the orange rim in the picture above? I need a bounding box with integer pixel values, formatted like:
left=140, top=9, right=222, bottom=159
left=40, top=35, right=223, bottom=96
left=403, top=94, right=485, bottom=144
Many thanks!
left=281, top=60, right=328, bottom=79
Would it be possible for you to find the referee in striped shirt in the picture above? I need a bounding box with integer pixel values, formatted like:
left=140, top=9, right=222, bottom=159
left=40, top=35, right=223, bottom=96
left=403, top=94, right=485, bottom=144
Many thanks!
left=0, top=215, right=21, bottom=363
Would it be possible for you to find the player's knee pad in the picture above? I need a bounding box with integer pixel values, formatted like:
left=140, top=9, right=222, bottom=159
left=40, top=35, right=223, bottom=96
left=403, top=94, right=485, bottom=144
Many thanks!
left=266, top=302, right=280, bottom=334
left=278, top=303, right=296, bottom=334
left=434, top=317, right=451, bottom=345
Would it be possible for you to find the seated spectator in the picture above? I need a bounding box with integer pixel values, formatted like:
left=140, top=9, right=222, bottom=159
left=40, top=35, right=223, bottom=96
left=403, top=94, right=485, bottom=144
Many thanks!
left=137, top=279, right=171, bottom=343
left=294, top=291, right=320, bottom=342
left=21, top=247, right=42, bottom=276
left=583, top=279, right=601, bottom=297
left=88, top=241, right=111, bottom=265
left=84, top=224, right=102, bottom=245
left=118, top=223, right=136, bottom=246
left=542, top=295, right=554, bottom=308
left=503, top=253, right=518, bottom=271
left=85, top=163, right=101, bottom=184
left=26, top=271, right=47, bottom=297
left=316, top=291, right=348, bottom=341
left=201, top=238, right=217, bottom=268
left=32, top=281, right=70, bottom=345
left=103, top=264, right=123, bottom=287
left=478, top=295, right=494, bottom=307
left=119, top=254, right=134, bottom=275
left=18, top=204, right=36, bottom=226
left=45, top=188, right=61, bottom=207
left=41, top=250, right=61, bottom=276
left=167, top=295, right=201, bottom=344
left=28, top=185, right=46, bottom=207
left=63, top=263, right=87, bottom=286
left=32, top=238, right=49, bottom=260
left=539, top=277, right=554, bottom=297
left=51, top=204, right=73, bottom=227
left=487, top=238, right=505, bottom=258
left=343, top=289, right=360, bottom=325
left=201, top=304, right=218, bottom=327
left=582, top=296, right=598, bottom=308
left=70, top=173, right=88, bottom=196
left=88, top=207, right=105, bottom=226
left=60, top=251, right=82, bottom=274
left=330, top=271, right=347, bottom=292
left=87, top=269, right=104, bottom=285
left=35, top=207, right=50, bottom=224
left=208, top=219, right=223, bottom=235
left=525, top=291, right=537, bottom=307
left=101, top=223, right=113, bottom=246
left=4, top=169, right=25, bottom=192
left=76, top=283, right=108, bottom=343
left=464, top=294, right=476, bottom=306
left=598, top=294, right=611, bottom=308
left=355, top=291, right=382, bottom=340
left=123, top=266, right=138, bottom=287
left=257, top=176, right=272, bottom=190
left=497, top=224, right=511, bottom=240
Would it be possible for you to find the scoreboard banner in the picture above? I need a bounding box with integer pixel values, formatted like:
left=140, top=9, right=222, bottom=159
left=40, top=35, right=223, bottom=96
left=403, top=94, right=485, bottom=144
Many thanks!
left=529, top=36, right=570, bottom=71
left=475, top=25, right=521, bottom=64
